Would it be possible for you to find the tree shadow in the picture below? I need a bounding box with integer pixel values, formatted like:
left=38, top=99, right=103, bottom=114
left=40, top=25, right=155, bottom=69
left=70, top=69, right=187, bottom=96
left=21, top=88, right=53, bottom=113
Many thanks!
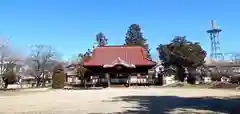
left=104, top=95, right=240, bottom=114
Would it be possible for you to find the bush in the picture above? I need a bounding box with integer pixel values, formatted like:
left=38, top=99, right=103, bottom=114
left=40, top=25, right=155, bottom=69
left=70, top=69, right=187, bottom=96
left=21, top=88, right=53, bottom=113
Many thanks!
left=3, top=70, right=17, bottom=84
left=2, top=70, right=17, bottom=89
left=52, top=64, right=65, bottom=89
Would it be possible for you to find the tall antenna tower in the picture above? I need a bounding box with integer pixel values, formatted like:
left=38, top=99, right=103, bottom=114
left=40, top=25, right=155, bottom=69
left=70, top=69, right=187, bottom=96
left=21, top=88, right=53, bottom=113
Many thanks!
left=207, top=20, right=223, bottom=61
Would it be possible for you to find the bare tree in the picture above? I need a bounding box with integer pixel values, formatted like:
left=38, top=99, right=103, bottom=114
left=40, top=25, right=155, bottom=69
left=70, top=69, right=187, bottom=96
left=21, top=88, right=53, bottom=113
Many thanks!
left=0, top=38, right=10, bottom=74
left=30, top=45, right=58, bottom=87
left=0, top=38, right=22, bottom=74
left=0, top=38, right=23, bottom=88
left=0, top=39, right=9, bottom=88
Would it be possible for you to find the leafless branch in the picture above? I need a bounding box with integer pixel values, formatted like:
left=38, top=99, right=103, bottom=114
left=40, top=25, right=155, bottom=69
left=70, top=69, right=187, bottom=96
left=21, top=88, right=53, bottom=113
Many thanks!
left=0, top=38, right=21, bottom=74
left=29, top=44, right=58, bottom=86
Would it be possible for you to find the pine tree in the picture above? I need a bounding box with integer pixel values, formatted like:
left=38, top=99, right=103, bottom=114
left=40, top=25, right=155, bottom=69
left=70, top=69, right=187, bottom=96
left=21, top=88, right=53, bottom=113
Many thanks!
left=96, top=32, right=108, bottom=47
left=157, top=36, right=206, bottom=82
left=125, top=24, right=151, bottom=59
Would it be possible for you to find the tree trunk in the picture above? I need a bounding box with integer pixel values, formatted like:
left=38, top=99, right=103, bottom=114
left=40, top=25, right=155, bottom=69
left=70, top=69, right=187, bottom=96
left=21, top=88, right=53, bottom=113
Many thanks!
left=187, top=68, right=197, bottom=84
left=105, top=73, right=110, bottom=87
left=42, top=78, right=45, bottom=87
left=93, top=78, right=96, bottom=87
left=175, top=65, right=186, bottom=82
left=84, top=80, right=86, bottom=88
left=42, top=75, right=46, bottom=87
left=0, top=56, right=4, bottom=74
left=42, top=80, right=46, bottom=87
left=36, top=78, right=41, bottom=87
left=187, top=74, right=196, bottom=84
left=128, top=74, right=131, bottom=87
left=4, top=82, right=8, bottom=89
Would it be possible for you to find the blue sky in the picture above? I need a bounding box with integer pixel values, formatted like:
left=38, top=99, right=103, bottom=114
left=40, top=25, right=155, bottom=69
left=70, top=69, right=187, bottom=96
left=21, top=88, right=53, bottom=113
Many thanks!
left=0, top=0, right=239, bottom=61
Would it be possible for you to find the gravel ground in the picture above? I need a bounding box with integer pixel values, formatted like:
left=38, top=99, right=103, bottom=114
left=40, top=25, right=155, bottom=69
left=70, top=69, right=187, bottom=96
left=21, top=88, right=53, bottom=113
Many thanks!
left=0, top=88, right=239, bottom=114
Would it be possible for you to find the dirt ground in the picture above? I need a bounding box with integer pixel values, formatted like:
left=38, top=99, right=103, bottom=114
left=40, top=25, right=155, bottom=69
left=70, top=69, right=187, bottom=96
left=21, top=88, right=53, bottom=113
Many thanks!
left=0, top=87, right=239, bottom=114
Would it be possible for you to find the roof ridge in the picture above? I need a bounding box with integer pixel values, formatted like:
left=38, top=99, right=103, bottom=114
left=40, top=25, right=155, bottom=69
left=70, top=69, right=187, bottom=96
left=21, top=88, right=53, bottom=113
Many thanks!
left=97, top=45, right=143, bottom=48
left=139, top=47, right=147, bottom=60
left=139, top=47, right=156, bottom=63
left=83, top=45, right=156, bottom=66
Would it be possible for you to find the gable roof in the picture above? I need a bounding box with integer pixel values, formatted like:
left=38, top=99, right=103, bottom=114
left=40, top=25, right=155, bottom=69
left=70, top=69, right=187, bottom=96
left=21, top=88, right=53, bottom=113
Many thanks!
left=83, top=45, right=156, bottom=67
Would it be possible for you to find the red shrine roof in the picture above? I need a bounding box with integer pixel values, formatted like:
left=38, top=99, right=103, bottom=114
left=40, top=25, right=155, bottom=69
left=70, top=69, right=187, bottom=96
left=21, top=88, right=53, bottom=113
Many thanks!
left=83, top=46, right=156, bottom=67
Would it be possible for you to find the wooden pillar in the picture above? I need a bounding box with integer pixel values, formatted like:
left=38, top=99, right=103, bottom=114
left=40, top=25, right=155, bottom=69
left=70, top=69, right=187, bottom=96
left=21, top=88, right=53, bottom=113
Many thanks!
left=105, top=73, right=110, bottom=87
left=128, top=73, right=131, bottom=87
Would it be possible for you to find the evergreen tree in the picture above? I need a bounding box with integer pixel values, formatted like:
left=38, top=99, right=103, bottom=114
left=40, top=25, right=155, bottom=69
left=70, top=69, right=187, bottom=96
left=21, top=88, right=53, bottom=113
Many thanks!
left=96, top=32, right=108, bottom=47
left=2, top=70, right=17, bottom=89
left=52, top=64, right=65, bottom=89
left=157, top=36, right=206, bottom=82
left=125, top=24, right=151, bottom=59
left=77, top=52, right=91, bottom=80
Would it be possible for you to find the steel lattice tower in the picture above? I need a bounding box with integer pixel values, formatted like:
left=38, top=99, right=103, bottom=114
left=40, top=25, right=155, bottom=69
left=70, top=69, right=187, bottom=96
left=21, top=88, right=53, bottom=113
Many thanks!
left=207, top=20, right=223, bottom=60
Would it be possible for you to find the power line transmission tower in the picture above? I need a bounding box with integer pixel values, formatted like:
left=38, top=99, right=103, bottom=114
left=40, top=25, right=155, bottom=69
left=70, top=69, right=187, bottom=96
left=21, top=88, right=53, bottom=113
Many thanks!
left=207, top=20, right=224, bottom=61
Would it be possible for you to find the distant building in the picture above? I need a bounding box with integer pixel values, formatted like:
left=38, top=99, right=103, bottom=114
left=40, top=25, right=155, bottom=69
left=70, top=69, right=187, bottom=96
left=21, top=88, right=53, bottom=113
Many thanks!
left=205, top=57, right=240, bottom=73
left=65, top=63, right=79, bottom=84
left=0, top=60, right=30, bottom=75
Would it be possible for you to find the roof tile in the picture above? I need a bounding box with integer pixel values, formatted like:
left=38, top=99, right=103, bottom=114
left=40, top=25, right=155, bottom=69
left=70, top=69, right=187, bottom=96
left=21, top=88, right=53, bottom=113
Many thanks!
left=83, top=46, right=156, bottom=66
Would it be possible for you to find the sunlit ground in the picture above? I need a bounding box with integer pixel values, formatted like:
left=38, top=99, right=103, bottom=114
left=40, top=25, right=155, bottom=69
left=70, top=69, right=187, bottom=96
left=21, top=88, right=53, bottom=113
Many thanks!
left=0, top=87, right=239, bottom=114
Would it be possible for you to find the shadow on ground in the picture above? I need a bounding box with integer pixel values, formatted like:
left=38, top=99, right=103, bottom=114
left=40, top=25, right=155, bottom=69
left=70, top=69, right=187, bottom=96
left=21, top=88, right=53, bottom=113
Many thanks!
left=103, top=95, right=240, bottom=114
